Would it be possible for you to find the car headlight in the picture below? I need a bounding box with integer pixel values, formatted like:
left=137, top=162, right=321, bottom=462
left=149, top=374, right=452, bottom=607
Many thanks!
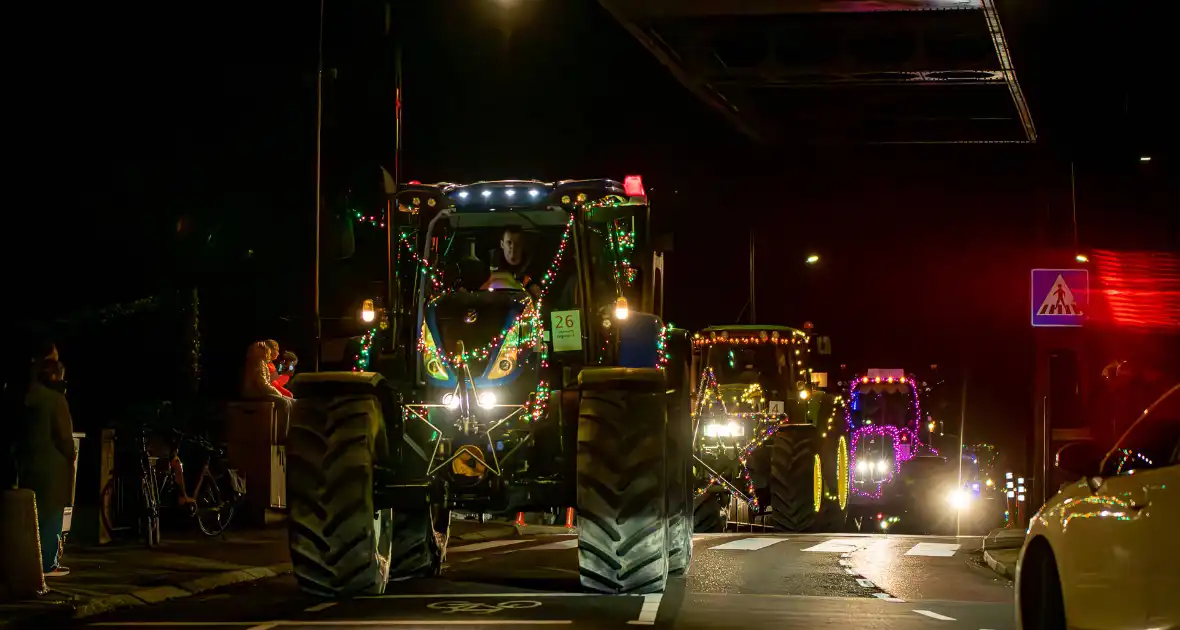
left=947, top=489, right=972, bottom=510
left=487, top=325, right=522, bottom=380
left=421, top=326, right=449, bottom=381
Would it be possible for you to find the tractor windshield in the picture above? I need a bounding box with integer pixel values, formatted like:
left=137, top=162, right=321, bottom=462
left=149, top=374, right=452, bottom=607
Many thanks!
left=705, top=344, right=791, bottom=391
left=426, top=209, right=572, bottom=297
left=852, top=384, right=914, bottom=429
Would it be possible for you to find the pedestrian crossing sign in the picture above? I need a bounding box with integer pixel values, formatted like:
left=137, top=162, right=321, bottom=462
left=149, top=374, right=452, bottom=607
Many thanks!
left=1031, top=269, right=1088, bottom=327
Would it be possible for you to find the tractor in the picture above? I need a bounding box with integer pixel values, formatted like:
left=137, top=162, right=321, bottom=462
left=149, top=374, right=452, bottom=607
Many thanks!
left=841, top=368, right=944, bottom=532
left=690, top=325, right=849, bottom=533
left=286, top=175, right=694, bottom=598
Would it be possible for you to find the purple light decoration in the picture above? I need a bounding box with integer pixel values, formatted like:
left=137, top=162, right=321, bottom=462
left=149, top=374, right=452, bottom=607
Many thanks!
left=846, top=373, right=932, bottom=499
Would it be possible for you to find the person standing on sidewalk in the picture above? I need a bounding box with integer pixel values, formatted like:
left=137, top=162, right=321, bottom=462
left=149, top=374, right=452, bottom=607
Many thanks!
left=17, top=358, right=76, bottom=577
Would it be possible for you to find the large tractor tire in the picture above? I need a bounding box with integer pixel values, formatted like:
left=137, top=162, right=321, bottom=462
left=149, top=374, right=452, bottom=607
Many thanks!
left=813, top=433, right=850, bottom=532
left=287, top=391, right=392, bottom=597
left=665, top=358, right=693, bottom=576
left=692, top=491, right=727, bottom=533
left=388, top=506, right=448, bottom=579
left=576, top=368, right=670, bottom=595
left=769, top=425, right=824, bottom=533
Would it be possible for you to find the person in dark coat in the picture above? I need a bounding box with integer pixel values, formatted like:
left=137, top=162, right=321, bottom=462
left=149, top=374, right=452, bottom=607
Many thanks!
left=18, top=358, right=76, bottom=576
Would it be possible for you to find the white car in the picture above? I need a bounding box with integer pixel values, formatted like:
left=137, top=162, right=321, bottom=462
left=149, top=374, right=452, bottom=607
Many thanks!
left=1016, top=383, right=1179, bottom=630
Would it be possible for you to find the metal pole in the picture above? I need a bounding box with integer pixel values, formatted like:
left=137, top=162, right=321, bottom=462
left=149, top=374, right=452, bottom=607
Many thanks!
left=312, top=0, right=325, bottom=372
left=386, top=42, right=402, bottom=353
left=748, top=230, right=756, bottom=324
left=956, top=368, right=968, bottom=536
left=1070, top=161, right=1079, bottom=253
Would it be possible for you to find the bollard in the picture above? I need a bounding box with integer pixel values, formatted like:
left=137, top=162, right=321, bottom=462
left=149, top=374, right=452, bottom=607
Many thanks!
left=514, top=511, right=526, bottom=527
left=0, top=489, right=47, bottom=601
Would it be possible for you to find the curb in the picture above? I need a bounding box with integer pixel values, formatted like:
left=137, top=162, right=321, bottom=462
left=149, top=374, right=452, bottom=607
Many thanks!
left=983, top=549, right=1015, bottom=581
left=74, top=562, right=293, bottom=620
left=3, top=523, right=530, bottom=628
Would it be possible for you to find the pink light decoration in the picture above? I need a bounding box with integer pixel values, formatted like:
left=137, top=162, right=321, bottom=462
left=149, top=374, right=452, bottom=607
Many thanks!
left=846, top=372, right=930, bottom=498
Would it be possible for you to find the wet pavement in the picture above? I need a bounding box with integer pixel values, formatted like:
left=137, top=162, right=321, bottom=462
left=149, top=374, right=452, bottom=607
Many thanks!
left=74, top=530, right=1015, bottom=629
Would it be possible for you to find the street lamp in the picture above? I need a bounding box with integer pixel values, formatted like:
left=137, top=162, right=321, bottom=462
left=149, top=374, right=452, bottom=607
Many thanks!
left=805, top=254, right=820, bottom=265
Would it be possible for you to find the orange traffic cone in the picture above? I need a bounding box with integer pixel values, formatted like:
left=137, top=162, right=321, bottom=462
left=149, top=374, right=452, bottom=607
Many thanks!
left=564, top=507, right=575, bottom=530
left=515, top=511, right=526, bottom=527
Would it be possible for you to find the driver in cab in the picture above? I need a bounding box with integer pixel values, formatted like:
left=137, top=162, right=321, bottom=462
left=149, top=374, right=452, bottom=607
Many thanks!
left=483, top=225, right=542, bottom=299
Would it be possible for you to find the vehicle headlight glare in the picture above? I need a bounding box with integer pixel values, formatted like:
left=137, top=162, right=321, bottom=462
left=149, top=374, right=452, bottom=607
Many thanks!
left=857, top=460, right=869, bottom=474
left=948, top=489, right=971, bottom=510
left=477, top=392, right=497, bottom=409
left=442, top=393, right=460, bottom=409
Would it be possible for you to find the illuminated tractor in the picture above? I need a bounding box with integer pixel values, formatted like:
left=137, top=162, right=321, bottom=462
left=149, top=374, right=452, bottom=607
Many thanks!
left=842, top=369, right=945, bottom=532
left=285, top=175, right=695, bottom=598
left=690, top=325, right=849, bottom=533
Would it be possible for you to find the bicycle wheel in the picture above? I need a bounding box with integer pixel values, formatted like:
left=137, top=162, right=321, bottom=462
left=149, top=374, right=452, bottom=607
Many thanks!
left=195, top=472, right=234, bottom=536
left=141, top=466, right=161, bottom=547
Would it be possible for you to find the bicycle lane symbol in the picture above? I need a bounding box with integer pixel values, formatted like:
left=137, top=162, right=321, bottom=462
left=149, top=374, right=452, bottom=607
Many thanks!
left=428, top=600, right=543, bottom=615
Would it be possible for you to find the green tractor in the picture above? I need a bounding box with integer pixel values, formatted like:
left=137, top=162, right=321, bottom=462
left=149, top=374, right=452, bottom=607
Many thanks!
left=690, top=325, right=849, bottom=533
left=287, top=175, right=694, bottom=597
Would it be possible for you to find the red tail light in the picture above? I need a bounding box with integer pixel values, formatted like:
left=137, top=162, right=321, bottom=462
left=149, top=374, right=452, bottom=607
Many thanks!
left=623, top=175, right=645, bottom=198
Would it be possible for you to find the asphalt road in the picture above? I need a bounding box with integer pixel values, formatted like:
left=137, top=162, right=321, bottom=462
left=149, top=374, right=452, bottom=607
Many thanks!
left=78, top=530, right=1014, bottom=629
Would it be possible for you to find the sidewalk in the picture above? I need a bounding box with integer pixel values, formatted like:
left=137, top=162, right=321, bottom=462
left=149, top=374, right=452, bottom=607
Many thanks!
left=981, top=526, right=1025, bottom=581
left=0, top=517, right=526, bottom=628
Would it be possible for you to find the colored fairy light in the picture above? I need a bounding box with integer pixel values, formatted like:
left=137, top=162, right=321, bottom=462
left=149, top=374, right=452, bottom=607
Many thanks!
left=845, top=372, right=929, bottom=498
left=352, top=328, right=377, bottom=372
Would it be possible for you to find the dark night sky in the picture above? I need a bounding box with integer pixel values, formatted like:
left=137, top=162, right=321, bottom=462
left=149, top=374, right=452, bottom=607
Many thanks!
left=8, top=0, right=1175, bottom=454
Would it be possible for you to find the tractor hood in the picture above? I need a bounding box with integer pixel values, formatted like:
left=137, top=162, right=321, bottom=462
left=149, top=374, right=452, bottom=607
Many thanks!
left=424, top=290, right=534, bottom=385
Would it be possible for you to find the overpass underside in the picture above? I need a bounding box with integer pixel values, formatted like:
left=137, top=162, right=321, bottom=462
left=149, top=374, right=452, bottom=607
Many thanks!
left=599, top=0, right=1037, bottom=144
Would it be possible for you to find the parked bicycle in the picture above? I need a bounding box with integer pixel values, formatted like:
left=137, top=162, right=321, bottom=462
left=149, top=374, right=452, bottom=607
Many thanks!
left=102, top=406, right=246, bottom=545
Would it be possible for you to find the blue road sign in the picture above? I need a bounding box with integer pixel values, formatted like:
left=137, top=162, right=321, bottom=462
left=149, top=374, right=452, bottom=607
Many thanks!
left=1031, top=268, right=1088, bottom=327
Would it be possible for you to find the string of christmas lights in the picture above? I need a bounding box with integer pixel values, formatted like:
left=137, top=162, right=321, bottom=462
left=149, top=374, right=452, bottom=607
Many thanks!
left=692, top=329, right=806, bottom=346
left=352, top=328, right=377, bottom=372
left=845, top=373, right=929, bottom=498
left=419, top=302, right=544, bottom=369
left=656, top=324, right=670, bottom=370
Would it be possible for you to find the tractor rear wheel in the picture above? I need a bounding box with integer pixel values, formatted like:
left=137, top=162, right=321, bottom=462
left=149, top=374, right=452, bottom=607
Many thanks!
left=576, top=368, right=669, bottom=595
left=769, top=426, right=824, bottom=533
left=665, top=361, right=693, bottom=576
left=287, top=394, right=391, bottom=597
left=692, top=492, right=727, bottom=533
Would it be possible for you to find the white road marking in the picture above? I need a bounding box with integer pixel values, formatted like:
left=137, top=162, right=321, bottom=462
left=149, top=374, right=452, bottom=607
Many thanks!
left=838, top=559, right=853, bottom=567
left=359, top=592, right=620, bottom=599
left=627, top=593, right=662, bottom=625
left=711, top=537, right=787, bottom=551
left=528, top=538, right=580, bottom=550
left=872, top=594, right=906, bottom=602
left=458, top=556, right=483, bottom=563
left=905, top=543, right=961, bottom=557
left=845, top=568, right=858, bottom=575
left=693, top=533, right=743, bottom=539
left=913, top=610, right=957, bottom=621
left=303, top=602, right=337, bottom=612
left=802, top=538, right=863, bottom=553
left=447, top=539, right=529, bottom=553
left=94, top=623, right=572, bottom=627
left=856, top=579, right=875, bottom=588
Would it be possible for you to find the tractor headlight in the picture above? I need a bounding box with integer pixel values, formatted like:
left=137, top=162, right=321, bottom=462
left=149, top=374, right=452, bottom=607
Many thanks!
left=421, top=326, right=449, bottom=382
left=702, top=421, right=743, bottom=438
left=477, top=391, right=498, bottom=409
left=441, top=393, right=461, bottom=409
left=857, top=460, right=869, bottom=474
